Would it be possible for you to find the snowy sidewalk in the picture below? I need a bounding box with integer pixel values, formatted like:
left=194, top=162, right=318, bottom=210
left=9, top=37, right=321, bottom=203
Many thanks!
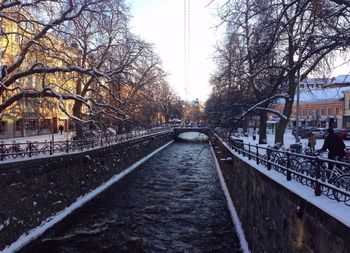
left=0, top=132, right=72, bottom=144
left=239, top=130, right=350, bottom=150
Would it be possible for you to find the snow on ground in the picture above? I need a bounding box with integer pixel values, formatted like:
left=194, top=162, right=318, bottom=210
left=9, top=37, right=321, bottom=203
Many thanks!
left=0, top=132, right=72, bottom=144
left=238, top=129, right=350, bottom=150
left=217, top=135, right=350, bottom=228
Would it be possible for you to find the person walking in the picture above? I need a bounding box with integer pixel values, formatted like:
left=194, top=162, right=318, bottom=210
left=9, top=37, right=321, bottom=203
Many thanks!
left=320, top=128, right=346, bottom=171
left=308, top=132, right=316, bottom=152
left=59, top=125, right=64, bottom=135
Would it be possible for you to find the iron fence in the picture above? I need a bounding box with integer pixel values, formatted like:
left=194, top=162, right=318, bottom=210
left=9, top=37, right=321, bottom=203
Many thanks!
left=0, top=128, right=172, bottom=161
left=214, top=132, right=350, bottom=206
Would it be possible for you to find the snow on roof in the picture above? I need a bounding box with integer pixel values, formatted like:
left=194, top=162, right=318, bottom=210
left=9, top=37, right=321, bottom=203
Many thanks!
left=330, top=75, right=350, bottom=84
left=277, top=86, right=350, bottom=104
left=302, top=75, right=350, bottom=86
left=298, top=86, right=350, bottom=102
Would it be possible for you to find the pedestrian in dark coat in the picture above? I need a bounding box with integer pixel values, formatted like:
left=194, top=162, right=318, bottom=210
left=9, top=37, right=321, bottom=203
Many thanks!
left=320, top=128, right=346, bottom=160
left=59, top=125, right=64, bottom=135
left=320, top=128, right=346, bottom=172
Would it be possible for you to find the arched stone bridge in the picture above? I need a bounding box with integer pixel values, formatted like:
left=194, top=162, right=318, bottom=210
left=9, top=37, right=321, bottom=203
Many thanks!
left=173, top=126, right=211, bottom=138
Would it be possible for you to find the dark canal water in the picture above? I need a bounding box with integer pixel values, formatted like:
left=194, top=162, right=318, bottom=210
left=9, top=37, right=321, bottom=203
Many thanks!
left=19, top=142, right=242, bottom=252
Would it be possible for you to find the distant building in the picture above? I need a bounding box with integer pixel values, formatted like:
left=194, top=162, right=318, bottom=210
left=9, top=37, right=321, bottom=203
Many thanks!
left=272, top=86, right=350, bottom=128
left=341, top=90, right=350, bottom=128
left=300, top=75, right=350, bottom=90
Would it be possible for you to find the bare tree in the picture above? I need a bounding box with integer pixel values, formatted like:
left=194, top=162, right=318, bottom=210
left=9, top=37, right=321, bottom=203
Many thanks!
left=0, top=0, right=178, bottom=138
left=210, top=0, right=350, bottom=144
left=0, top=1, right=127, bottom=131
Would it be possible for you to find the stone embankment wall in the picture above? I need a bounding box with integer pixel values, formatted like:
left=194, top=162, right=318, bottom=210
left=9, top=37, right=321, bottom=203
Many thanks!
left=211, top=135, right=350, bottom=253
left=0, top=132, right=173, bottom=250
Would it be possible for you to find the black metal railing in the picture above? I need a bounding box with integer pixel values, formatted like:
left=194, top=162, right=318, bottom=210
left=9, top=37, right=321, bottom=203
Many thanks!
left=214, top=131, right=350, bottom=206
left=0, top=127, right=172, bottom=162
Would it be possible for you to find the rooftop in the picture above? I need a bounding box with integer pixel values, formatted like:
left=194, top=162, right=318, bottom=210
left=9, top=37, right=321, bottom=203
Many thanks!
left=277, top=86, right=350, bottom=104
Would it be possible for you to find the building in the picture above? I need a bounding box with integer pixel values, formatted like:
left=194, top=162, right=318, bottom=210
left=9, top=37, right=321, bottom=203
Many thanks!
left=272, top=86, right=350, bottom=129
left=0, top=14, right=76, bottom=138
left=341, top=89, right=350, bottom=128
left=300, top=75, right=350, bottom=90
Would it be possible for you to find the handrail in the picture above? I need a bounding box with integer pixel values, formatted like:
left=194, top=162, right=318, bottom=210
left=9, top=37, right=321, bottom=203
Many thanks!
left=213, top=130, right=350, bottom=206
left=0, top=127, right=173, bottom=162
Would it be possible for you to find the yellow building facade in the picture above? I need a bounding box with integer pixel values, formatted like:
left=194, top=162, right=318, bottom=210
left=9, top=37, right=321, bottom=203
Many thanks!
left=0, top=13, right=76, bottom=138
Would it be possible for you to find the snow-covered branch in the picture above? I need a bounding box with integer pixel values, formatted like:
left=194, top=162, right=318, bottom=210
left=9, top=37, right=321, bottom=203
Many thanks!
left=236, top=93, right=289, bottom=121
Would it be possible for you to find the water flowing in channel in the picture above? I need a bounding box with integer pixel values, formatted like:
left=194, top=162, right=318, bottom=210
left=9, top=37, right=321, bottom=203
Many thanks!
left=20, top=142, right=242, bottom=252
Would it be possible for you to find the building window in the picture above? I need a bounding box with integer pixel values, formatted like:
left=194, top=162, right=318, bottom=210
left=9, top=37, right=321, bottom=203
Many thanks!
left=321, top=107, right=325, bottom=115
left=328, top=108, right=332, bottom=115
left=302, top=109, right=306, bottom=116
left=336, top=107, right=339, bottom=115
left=309, top=108, right=312, bottom=116
left=315, top=108, right=319, bottom=116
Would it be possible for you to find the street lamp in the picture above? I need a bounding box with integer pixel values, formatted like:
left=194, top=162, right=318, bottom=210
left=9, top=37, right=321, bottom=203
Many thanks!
left=295, top=71, right=301, bottom=144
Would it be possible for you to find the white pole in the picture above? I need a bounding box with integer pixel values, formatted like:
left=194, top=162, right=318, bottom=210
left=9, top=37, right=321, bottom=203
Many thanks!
left=295, top=73, right=300, bottom=144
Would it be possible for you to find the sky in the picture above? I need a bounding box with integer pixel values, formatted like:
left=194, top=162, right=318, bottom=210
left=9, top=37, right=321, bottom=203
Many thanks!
left=127, top=1, right=350, bottom=102
left=127, top=0, right=222, bottom=102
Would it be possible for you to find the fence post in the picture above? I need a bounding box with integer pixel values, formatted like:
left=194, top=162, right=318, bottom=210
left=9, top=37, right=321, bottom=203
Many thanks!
left=49, top=140, right=53, bottom=155
left=66, top=139, right=69, bottom=153
left=286, top=152, right=291, bottom=181
left=0, top=142, right=4, bottom=161
left=267, top=148, right=271, bottom=170
left=28, top=141, right=32, bottom=158
left=248, top=143, right=251, bottom=160
left=314, top=157, right=322, bottom=196
left=256, top=144, right=259, bottom=165
left=237, top=141, right=240, bottom=155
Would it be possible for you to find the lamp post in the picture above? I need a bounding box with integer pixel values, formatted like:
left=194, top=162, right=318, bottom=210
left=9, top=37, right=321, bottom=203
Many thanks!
left=295, top=14, right=305, bottom=144
left=295, top=72, right=301, bottom=143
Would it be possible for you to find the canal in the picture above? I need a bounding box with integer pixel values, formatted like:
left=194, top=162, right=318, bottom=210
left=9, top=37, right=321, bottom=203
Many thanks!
left=19, top=142, right=242, bottom=252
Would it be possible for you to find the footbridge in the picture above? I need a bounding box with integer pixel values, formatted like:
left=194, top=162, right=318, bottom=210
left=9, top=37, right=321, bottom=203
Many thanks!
left=173, top=126, right=211, bottom=138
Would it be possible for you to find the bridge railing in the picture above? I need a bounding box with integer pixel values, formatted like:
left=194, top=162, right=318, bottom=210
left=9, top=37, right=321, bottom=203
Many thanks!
left=0, top=127, right=172, bottom=162
left=213, top=131, right=350, bottom=206
left=173, top=125, right=209, bottom=129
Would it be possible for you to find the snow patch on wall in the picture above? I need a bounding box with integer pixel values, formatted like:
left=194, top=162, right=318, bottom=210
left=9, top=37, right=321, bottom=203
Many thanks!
left=219, top=136, right=350, bottom=228
left=211, top=146, right=251, bottom=253
left=1, top=141, right=174, bottom=253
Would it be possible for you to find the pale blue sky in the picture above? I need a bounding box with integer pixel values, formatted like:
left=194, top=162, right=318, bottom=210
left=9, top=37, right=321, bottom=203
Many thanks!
left=127, top=0, right=222, bottom=101
left=127, top=1, right=350, bottom=101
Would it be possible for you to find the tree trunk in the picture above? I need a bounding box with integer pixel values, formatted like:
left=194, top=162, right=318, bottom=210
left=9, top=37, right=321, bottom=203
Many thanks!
left=275, top=75, right=297, bottom=144
left=275, top=21, right=297, bottom=144
left=259, top=111, right=267, bottom=144
left=72, top=101, right=83, bottom=139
